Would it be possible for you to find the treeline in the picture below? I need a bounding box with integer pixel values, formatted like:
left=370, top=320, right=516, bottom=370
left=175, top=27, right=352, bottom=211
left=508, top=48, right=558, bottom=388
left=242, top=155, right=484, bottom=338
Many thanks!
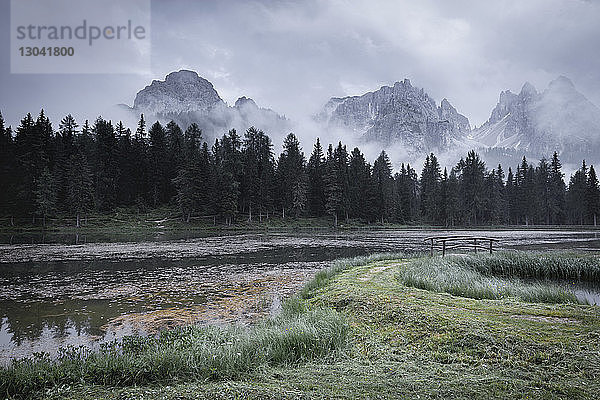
left=0, top=110, right=599, bottom=227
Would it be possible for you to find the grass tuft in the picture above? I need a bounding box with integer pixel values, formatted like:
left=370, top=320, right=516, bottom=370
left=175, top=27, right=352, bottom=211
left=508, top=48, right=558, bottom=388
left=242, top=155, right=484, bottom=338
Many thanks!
left=299, top=252, right=406, bottom=299
left=395, top=251, right=600, bottom=304
left=1, top=291, right=349, bottom=399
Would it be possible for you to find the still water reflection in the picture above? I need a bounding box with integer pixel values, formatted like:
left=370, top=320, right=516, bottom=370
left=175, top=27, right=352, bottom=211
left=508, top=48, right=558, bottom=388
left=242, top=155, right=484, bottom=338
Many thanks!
left=1, top=229, right=599, bottom=363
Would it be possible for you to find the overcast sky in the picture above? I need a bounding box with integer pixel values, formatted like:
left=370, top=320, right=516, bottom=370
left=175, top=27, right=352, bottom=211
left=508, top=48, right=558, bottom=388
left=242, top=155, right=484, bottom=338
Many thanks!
left=1, top=0, right=600, bottom=130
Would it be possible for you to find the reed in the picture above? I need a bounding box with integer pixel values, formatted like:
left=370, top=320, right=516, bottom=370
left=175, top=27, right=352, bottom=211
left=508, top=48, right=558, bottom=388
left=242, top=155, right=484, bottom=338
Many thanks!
left=395, top=251, right=600, bottom=304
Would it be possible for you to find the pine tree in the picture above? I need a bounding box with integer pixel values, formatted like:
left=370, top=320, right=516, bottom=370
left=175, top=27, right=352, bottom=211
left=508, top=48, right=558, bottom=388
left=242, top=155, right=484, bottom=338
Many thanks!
left=34, top=167, right=57, bottom=227
left=372, top=151, right=394, bottom=224
left=549, top=152, right=566, bottom=224
left=419, top=153, right=441, bottom=223
left=347, top=147, right=371, bottom=221
left=14, top=112, right=48, bottom=216
left=67, top=151, right=94, bottom=227
left=455, top=150, right=486, bottom=225
left=148, top=121, right=169, bottom=206
left=0, top=112, right=16, bottom=215
left=136, top=114, right=146, bottom=139
left=439, top=167, right=460, bottom=226
left=567, top=161, right=588, bottom=224
left=586, top=165, right=600, bottom=226
left=241, top=127, right=275, bottom=221
left=93, top=117, right=119, bottom=211
left=535, top=158, right=551, bottom=224
left=214, top=130, right=243, bottom=224
left=276, top=133, right=306, bottom=218
left=307, top=138, right=326, bottom=217
left=324, top=144, right=342, bottom=227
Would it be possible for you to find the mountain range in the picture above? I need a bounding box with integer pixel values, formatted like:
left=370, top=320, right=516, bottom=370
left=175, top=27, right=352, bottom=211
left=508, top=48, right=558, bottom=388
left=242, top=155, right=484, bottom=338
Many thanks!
left=125, top=70, right=600, bottom=163
left=125, top=70, right=291, bottom=141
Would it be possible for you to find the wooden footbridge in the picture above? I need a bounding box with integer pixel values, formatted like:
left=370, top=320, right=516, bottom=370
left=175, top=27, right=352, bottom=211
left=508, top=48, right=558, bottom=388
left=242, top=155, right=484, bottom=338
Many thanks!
left=423, top=235, right=500, bottom=257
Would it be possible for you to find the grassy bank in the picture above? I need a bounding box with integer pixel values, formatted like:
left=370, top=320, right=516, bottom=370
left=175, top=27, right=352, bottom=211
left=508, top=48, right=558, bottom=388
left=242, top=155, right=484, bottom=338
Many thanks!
left=3, top=252, right=600, bottom=399
left=396, top=252, right=600, bottom=303
left=1, top=300, right=349, bottom=399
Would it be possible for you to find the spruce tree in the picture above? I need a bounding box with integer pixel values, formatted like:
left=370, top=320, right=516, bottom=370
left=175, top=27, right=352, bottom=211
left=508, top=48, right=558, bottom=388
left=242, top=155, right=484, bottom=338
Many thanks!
left=67, top=151, right=94, bottom=227
left=567, top=161, right=588, bottom=224
left=148, top=121, right=169, bottom=206
left=587, top=165, right=600, bottom=226
left=34, top=167, right=57, bottom=227
left=372, top=151, right=394, bottom=224
left=307, top=138, right=326, bottom=217
left=276, top=133, right=306, bottom=218
left=455, top=151, right=486, bottom=225
left=93, top=117, right=119, bottom=211
left=419, top=153, right=441, bottom=223
left=549, top=152, right=566, bottom=224
left=347, top=147, right=371, bottom=221
left=324, top=144, right=342, bottom=227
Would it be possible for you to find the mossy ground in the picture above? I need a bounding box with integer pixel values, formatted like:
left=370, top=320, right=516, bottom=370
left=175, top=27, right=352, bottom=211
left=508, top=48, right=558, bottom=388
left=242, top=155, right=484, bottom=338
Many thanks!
left=40, top=257, right=600, bottom=399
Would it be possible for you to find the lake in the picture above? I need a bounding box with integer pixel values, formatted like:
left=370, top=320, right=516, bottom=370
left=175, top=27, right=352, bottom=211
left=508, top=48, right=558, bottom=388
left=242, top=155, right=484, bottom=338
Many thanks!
left=1, top=229, right=599, bottom=364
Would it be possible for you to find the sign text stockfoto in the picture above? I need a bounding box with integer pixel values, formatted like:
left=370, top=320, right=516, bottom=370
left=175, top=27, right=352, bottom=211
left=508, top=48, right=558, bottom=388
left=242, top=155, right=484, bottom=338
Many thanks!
left=10, top=0, right=151, bottom=74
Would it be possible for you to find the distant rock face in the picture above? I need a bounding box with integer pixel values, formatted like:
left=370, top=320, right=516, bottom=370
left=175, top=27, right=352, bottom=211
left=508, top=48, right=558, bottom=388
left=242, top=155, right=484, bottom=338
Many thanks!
left=130, top=70, right=290, bottom=141
left=471, top=76, right=600, bottom=161
left=133, top=70, right=224, bottom=115
left=316, top=79, right=471, bottom=153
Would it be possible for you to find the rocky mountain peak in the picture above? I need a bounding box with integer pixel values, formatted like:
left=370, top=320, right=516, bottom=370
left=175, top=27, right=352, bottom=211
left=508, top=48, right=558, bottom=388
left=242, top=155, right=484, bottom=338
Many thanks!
left=234, top=96, right=258, bottom=109
left=316, top=79, right=470, bottom=152
left=133, top=70, right=223, bottom=115
left=549, top=75, right=575, bottom=90
left=519, top=82, right=538, bottom=99
left=471, top=76, right=600, bottom=161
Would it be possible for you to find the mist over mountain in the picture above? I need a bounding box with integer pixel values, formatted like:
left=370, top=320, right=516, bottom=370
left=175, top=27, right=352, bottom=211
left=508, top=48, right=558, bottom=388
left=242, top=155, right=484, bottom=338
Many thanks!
left=125, top=70, right=291, bottom=142
left=470, top=76, right=600, bottom=163
left=122, top=70, right=600, bottom=168
left=315, top=79, right=471, bottom=154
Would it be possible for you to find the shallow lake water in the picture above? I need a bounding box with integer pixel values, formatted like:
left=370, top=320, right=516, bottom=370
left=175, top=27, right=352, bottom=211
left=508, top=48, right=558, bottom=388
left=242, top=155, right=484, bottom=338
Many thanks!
left=1, top=229, right=599, bottom=364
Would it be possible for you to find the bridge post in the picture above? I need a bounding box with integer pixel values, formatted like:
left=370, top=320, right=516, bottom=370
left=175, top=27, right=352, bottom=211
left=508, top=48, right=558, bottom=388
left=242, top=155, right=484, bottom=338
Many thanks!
left=474, top=238, right=478, bottom=254
left=442, top=241, right=446, bottom=257
left=489, top=240, right=493, bottom=254
left=430, top=238, right=434, bottom=256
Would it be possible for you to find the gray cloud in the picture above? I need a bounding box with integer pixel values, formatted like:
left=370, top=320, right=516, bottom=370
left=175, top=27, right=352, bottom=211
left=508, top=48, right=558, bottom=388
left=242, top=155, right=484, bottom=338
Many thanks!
left=1, top=0, right=599, bottom=139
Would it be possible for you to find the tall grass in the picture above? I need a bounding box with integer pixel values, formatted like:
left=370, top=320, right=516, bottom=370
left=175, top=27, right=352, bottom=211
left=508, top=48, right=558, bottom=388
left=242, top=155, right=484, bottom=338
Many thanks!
left=395, top=252, right=591, bottom=304
left=1, top=286, right=349, bottom=399
left=300, top=252, right=406, bottom=299
left=451, top=251, right=600, bottom=282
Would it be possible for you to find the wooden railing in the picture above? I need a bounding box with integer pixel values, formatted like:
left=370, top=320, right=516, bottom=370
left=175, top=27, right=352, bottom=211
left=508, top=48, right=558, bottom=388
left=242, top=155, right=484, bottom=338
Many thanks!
left=423, top=235, right=499, bottom=257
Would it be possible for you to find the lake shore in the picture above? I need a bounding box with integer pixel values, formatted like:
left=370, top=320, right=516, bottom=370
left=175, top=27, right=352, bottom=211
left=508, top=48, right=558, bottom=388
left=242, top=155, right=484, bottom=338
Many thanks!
left=2, top=207, right=600, bottom=240
left=4, top=252, right=600, bottom=399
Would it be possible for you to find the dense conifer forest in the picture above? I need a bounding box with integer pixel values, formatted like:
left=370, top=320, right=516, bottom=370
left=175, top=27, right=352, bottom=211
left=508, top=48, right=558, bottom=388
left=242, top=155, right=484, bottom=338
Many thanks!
left=0, top=110, right=599, bottom=227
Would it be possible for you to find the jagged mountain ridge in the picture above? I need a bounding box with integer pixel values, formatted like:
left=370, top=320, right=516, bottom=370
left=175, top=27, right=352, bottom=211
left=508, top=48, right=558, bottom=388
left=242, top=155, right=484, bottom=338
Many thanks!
left=130, top=70, right=290, bottom=141
left=316, top=79, right=471, bottom=153
left=470, top=76, right=600, bottom=161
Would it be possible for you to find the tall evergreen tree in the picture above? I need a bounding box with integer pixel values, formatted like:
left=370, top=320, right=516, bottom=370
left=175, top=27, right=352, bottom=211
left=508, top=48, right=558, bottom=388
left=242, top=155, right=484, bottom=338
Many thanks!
left=549, top=152, right=566, bottom=224
left=276, top=133, right=307, bottom=218
left=587, top=165, right=600, bottom=226
left=307, top=138, right=326, bottom=217
left=324, top=144, right=342, bottom=227
left=241, top=127, right=275, bottom=221
left=93, top=117, right=119, bottom=211
left=0, top=112, right=16, bottom=215
left=34, top=167, right=57, bottom=227
left=67, top=151, right=94, bottom=227
left=347, top=147, right=371, bottom=221
left=419, top=153, right=441, bottom=223
left=567, top=161, right=588, bottom=225
left=455, top=150, right=486, bottom=225
left=148, top=121, right=170, bottom=206
left=372, top=151, right=394, bottom=224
